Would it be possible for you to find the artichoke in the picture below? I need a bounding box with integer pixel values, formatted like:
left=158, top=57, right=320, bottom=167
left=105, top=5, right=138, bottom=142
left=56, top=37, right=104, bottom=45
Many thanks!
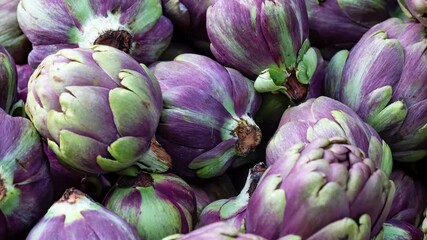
left=151, top=54, right=262, bottom=178
left=161, top=0, right=211, bottom=52
left=25, top=45, right=167, bottom=175
left=164, top=222, right=266, bottom=240
left=387, top=169, right=427, bottom=225
left=206, top=0, right=323, bottom=102
left=398, top=0, right=427, bottom=27
left=0, top=0, right=31, bottom=64
left=305, top=0, right=390, bottom=53
left=0, top=45, right=16, bottom=114
left=267, top=96, right=392, bottom=175
left=17, top=0, right=173, bottom=68
left=26, top=188, right=139, bottom=240
left=325, top=18, right=427, bottom=162
left=103, top=172, right=196, bottom=240
left=16, top=64, right=33, bottom=102
left=197, top=163, right=266, bottom=230
left=0, top=108, right=53, bottom=238
left=246, top=137, right=395, bottom=239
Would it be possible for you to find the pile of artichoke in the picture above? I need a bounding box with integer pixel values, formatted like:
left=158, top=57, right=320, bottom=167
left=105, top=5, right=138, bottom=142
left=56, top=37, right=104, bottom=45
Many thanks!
left=0, top=0, right=426, bottom=239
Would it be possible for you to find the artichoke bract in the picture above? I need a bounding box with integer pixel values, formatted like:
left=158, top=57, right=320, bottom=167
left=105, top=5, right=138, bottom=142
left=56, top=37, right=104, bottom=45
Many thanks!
left=399, top=0, right=427, bottom=27
left=207, top=0, right=322, bottom=102
left=151, top=54, right=262, bottom=178
left=374, top=220, right=424, bottom=240
left=0, top=108, right=53, bottom=238
left=17, top=0, right=173, bottom=68
left=161, top=0, right=211, bottom=52
left=26, top=188, right=139, bottom=240
left=267, top=97, right=392, bottom=175
left=305, top=0, right=389, bottom=52
left=0, top=0, right=31, bottom=64
left=25, top=45, right=166, bottom=175
left=103, top=172, right=196, bottom=240
left=387, top=170, right=427, bottom=225
left=0, top=45, right=16, bottom=114
left=164, top=222, right=266, bottom=240
left=325, top=18, right=427, bottom=162
left=197, top=163, right=266, bottom=231
left=16, top=64, right=33, bottom=102
left=246, top=137, right=395, bottom=239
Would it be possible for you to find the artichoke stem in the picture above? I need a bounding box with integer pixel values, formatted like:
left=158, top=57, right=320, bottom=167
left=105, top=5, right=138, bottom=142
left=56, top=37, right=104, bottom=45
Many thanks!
left=234, top=119, right=262, bottom=157
left=283, top=73, right=308, bottom=103
left=94, top=30, right=132, bottom=53
left=148, top=136, right=172, bottom=168
left=59, top=188, right=84, bottom=204
left=118, top=172, right=153, bottom=188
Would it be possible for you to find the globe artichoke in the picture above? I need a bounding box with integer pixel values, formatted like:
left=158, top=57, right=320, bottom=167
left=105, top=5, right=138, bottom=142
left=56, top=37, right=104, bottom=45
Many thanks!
left=25, top=45, right=168, bottom=175
left=325, top=18, right=427, bottom=162
left=103, top=172, right=196, bottom=240
left=164, top=222, right=266, bottom=240
left=161, top=0, right=211, bottom=52
left=0, top=0, right=31, bottom=64
left=197, top=163, right=266, bottom=231
left=206, top=0, right=324, bottom=102
left=0, top=108, right=53, bottom=238
left=151, top=54, right=262, bottom=178
left=398, top=0, right=427, bottom=27
left=17, top=0, right=173, bottom=68
left=0, top=45, right=16, bottom=114
left=387, top=170, right=427, bottom=225
left=26, top=188, right=139, bottom=240
left=305, top=0, right=390, bottom=52
left=246, top=137, right=395, bottom=239
left=16, top=64, right=33, bottom=102
left=267, top=96, right=392, bottom=175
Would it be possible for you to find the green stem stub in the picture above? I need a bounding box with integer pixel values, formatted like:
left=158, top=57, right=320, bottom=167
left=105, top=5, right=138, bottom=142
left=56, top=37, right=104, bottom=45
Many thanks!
left=233, top=118, right=262, bottom=157
left=94, top=30, right=132, bottom=53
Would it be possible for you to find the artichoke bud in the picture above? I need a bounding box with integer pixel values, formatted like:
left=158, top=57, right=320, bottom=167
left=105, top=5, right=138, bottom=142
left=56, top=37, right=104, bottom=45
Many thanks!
left=26, top=188, right=140, bottom=240
left=0, top=45, right=16, bottom=114
left=103, top=172, right=196, bottom=240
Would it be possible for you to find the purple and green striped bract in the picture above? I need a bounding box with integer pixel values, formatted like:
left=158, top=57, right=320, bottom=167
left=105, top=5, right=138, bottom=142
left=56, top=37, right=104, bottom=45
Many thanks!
left=17, top=0, right=173, bottom=68
left=0, top=108, right=53, bottom=238
left=0, top=45, right=16, bottom=114
left=25, top=45, right=165, bottom=175
left=151, top=54, right=262, bottom=178
left=398, top=0, right=427, bottom=27
left=103, top=172, right=196, bottom=240
left=26, top=188, right=139, bottom=240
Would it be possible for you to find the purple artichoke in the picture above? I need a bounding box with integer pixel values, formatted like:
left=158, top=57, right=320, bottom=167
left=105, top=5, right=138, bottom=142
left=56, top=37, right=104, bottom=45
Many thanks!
left=374, top=220, right=424, bottom=240
left=164, top=222, right=266, bottom=240
left=26, top=188, right=139, bottom=240
left=197, top=163, right=266, bottom=231
left=17, top=0, right=173, bottom=68
left=305, top=0, right=390, bottom=52
left=16, top=64, right=33, bottom=102
left=325, top=18, right=427, bottom=162
left=246, top=137, right=395, bottom=239
left=103, top=172, right=196, bottom=240
left=0, top=45, right=16, bottom=114
left=25, top=45, right=168, bottom=175
left=0, top=108, right=53, bottom=238
left=150, top=54, right=262, bottom=178
left=267, top=97, right=392, bottom=175
left=207, top=0, right=324, bottom=102
left=387, top=170, right=427, bottom=225
left=162, top=0, right=211, bottom=52
left=399, top=0, right=427, bottom=27
left=0, top=0, right=31, bottom=64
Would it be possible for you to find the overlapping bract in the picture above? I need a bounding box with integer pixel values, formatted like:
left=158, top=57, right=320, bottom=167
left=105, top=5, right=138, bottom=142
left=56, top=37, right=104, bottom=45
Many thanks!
left=151, top=54, right=262, bottom=178
left=246, top=137, right=395, bottom=239
left=0, top=45, right=16, bottom=113
left=25, top=45, right=164, bottom=175
left=0, top=109, right=53, bottom=238
left=325, top=18, right=427, bottom=162
left=399, top=0, right=427, bottom=27
left=17, top=0, right=173, bottom=68
left=267, top=96, right=392, bottom=175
